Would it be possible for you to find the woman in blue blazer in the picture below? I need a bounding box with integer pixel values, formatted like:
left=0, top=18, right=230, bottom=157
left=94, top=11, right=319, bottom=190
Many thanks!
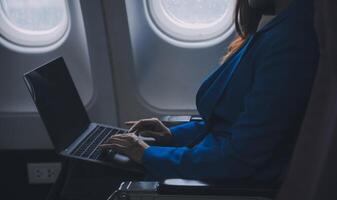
left=101, top=0, right=318, bottom=183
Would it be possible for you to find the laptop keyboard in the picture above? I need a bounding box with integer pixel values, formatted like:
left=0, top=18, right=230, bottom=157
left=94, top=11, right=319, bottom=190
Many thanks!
left=71, top=125, right=126, bottom=160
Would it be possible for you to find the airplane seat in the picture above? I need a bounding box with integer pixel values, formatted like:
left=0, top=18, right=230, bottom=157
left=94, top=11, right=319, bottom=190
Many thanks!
left=109, top=179, right=277, bottom=200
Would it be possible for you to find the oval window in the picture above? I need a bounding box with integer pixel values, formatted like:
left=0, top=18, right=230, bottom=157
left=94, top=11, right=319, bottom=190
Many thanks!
left=0, top=0, right=70, bottom=52
left=145, top=0, right=236, bottom=47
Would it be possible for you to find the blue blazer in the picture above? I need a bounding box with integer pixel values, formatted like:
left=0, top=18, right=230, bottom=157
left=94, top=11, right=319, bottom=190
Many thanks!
left=142, top=0, right=318, bottom=182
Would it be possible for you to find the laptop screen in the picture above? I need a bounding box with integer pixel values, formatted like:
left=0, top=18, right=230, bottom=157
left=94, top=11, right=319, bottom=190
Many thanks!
left=23, top=57, right=90, bottom=153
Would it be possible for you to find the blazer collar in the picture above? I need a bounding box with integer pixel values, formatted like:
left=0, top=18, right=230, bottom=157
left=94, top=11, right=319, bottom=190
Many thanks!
left=258, top=0, right=313, bottom=33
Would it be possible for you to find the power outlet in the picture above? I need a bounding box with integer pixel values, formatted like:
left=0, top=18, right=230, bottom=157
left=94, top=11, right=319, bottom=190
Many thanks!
left=27, top=162, right=62, bottom=184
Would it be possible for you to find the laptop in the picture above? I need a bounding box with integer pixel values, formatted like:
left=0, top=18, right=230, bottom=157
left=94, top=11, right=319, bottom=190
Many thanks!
left=23, top=57, right=149, bottom=172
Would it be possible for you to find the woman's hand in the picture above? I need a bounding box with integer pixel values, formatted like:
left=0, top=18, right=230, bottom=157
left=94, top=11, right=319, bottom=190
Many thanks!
left=100, top=132, right=149, bottom=163
left=126, top=118, right=172, bottom=145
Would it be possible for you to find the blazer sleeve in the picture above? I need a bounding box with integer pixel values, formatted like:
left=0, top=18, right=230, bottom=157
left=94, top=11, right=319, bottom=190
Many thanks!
left=142, top=42, right=318, bottom=180
left=170, top=121, right=206, bottom=146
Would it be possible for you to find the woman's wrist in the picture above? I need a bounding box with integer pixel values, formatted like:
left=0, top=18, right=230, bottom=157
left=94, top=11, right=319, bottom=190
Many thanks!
left=134, top=139, right=150, bottom=164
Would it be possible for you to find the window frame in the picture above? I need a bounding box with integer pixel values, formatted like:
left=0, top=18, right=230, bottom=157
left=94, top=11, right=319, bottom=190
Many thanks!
left=144, top=0, right=236, bottom=48
left=0, top=0, right=71, bottom=53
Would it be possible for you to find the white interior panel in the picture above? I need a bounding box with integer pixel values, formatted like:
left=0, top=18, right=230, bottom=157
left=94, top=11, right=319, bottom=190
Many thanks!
left=0, top=0, right=118, bottom=149
left=125, top=0, right=235, bottom=111
left=0, top=1, right=93, bottom=113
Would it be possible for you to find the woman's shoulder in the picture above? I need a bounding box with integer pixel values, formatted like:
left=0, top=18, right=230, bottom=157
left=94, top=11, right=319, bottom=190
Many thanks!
left=249, top=22, right=319, bottom=72
left=259, top=19, right=318, bottom=51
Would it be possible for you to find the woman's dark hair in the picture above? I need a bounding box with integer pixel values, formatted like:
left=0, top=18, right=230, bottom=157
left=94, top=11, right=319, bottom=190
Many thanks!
left=235, top=0, right=263, bottom=38
left=222, top=0, right=262, bottom=62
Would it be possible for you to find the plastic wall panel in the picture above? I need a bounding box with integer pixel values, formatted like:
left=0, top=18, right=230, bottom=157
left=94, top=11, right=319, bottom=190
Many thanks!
left=125, top=1, right=235, bottom=111
left=0, top=1, right=93, bottom=113
left=0, top=0, right=118, bottom=149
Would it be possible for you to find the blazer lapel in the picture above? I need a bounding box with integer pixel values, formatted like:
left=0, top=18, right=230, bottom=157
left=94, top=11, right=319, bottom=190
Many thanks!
left=198, top=36, right=255, bottom=122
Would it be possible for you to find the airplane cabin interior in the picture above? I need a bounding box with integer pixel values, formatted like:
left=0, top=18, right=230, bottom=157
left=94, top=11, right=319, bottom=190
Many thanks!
left=0, top=0, right=336, bottom=200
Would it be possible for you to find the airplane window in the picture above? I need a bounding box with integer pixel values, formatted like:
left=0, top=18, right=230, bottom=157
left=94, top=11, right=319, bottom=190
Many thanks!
left=145, top=0, right=235, bottom=48
left=0, top=0, right=69, bottom=52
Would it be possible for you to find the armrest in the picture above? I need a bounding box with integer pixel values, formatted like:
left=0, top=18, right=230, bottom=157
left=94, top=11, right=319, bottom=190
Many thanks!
left=109, top=179, right=279, bottom=200
left=157, top=179, right=279, bottom=198
left=160, top=115, right=203, bottom=127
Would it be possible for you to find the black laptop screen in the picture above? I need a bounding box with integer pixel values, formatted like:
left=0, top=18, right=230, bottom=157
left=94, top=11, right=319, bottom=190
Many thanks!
left=24, top=57, right=90, bottom=153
